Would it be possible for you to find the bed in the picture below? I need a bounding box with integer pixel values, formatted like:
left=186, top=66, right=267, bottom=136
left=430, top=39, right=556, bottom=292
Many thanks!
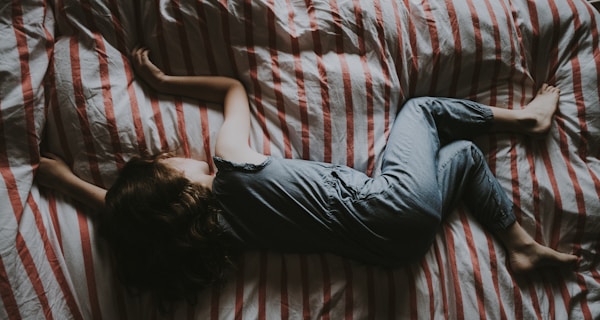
left=2, top=0, right=600, bottom=318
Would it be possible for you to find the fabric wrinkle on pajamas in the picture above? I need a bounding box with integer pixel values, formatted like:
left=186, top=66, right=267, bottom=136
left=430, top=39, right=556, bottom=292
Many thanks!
left=212, top=97, right=516, bottom=267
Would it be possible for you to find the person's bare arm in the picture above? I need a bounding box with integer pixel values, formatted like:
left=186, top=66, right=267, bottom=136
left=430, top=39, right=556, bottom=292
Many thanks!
left=132, top=48, right=266, bottom=164
left=36, top=154, right=106, bottom=210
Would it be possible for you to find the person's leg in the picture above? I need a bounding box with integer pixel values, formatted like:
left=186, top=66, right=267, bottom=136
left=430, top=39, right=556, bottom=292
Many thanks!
left=380, top=84, right=577, bottom=272
left=436, top=140, right=578, bottom=273
left=488, top=83, right=560, bottom=134
left=379, top=83, right=561, bottom=206
left=376, top=95, right=496, bottom=219
left=496, top=221, right=579, bottom=273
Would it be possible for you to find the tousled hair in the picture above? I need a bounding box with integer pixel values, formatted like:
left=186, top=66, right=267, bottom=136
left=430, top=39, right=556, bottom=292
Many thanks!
left=100, top=155, right=236, bottom=310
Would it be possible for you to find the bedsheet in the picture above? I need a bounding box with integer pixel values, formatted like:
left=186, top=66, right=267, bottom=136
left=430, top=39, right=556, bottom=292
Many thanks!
left=2, top=0, right=600, bottom=318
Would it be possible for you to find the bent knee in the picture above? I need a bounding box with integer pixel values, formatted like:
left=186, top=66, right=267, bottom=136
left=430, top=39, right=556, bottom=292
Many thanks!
left=443, top=140, right=486, bottom=164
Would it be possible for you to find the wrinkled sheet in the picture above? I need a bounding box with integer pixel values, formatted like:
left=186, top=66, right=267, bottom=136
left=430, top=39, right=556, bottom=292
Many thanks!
left=2, top=0, right=600, bottom=318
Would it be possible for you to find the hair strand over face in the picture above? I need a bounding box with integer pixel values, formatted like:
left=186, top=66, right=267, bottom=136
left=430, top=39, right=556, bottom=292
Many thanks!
left=101, top=155, right=236, bottom=312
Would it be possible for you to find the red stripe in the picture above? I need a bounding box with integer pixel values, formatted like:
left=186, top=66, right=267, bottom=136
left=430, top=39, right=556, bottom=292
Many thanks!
left=458, top=209, right=486, bottom=320
left=16, top=232, right=53, bottom=320
left=328, top=0, right=354, bottom=167
left=389, top=0, right=406, bottom=102
left=465, top=0, right=483, bottom=97
left=47, top=194, right=63, bottom=254
left=243, top=0, right=272, bottom=156
left=76, top=209, right=101, bottom=319
left=13, top=0, right=38, bottom=164
left=419, top=259, right=435, bottom=318
left=402, top=0, right=419, bottom=97
left=45, top=53, right=74, bottom=163
left=483, top=225, right=507, bottom=319
left=444, top=0, right=462, bottom=97
left=351, top=0, right=375, bottom=175
left=503, top=1, right=530, bottom=78
left=525, top=280, right=543, bottom=319
left=0, top=137, right=24, bottom=221
left=547, top=0, right=562, bottom=84
left=563, top=1, right=597, bottom=317
left=581, top=8, right=600, bottom=283
left=155, top=2, right=190, bottom=157
left=154, top=1, right=190, bottom=156
left=525, top=138, right=544, bottom=238
left=372, top=0, right=392, bottom=138
left=26, top=195, right=84, bottom=320
left=195, top=1, right=221, bottom=169
left=170, top=0, right=217, bottom=168
left=105, top=0, right=147, bottom=160
left=69, top=37, right=103, bottom=185
left=264, top=0, right=287, bottom=158
left=538, top=144, right=567, bottom=315
left=80, top=0, right=125, bottom=170
left=483, top=0, right=508, bottom=103
left=305, top=0, right=332, bottom=162
left=199, top=104, right=214, bottom=172
left=546, top=1, right=590, bottom=316
left=526, top=0, right=540, bottom=77
left=285, top=0, right=310, bottom=159
left=432, top=240, right=449, bottom=318
left=444, top=227, right=465, bottom=319
left=175, top=101, right=190, bottom=156
left=422, top=0, right=441, bottom=95
left=0, top=101, right=22, bottom=319
left=122, top=56, right=148, bottom=157
left=150, top=93, right=170, bottom=153
left=0, top=255, right=21, bottom=320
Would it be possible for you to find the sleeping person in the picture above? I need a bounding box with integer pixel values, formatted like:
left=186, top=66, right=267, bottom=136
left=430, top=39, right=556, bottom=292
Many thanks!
left=36, top=47, right=578, bottom=306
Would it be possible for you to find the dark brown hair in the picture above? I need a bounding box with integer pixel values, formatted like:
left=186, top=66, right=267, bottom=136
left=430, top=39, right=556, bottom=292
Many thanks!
left=100, top=155, right=235, bottom=310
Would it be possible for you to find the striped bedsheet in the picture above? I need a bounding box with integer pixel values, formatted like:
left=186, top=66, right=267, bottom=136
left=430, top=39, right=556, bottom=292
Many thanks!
left=2, top=0, right=600, bottom=318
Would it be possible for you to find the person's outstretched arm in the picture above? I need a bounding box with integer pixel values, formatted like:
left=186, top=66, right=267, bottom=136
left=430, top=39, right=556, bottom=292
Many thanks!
left=131, top=48, right=266, bottom=164
left=36, top=153, right=106, bottom=210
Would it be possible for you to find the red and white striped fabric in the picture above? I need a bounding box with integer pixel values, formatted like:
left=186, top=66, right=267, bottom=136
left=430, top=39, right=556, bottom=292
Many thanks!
left=2, top=0, right=600, bottom=318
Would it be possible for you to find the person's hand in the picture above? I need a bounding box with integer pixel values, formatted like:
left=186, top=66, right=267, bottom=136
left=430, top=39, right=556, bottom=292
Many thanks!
left=131, top=47, right=167, bottom=90
left=36, top=153, right=76, bottom=192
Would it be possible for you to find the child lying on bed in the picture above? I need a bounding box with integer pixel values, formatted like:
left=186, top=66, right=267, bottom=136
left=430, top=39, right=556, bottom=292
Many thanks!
left=37, top=47, right=578, bottom=306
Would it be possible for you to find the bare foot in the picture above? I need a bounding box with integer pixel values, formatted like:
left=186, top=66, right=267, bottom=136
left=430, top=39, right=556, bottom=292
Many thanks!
left=507, top=240, right=579, bottom=274
left=496, top=221, right=578, bottom=274
left=518, top=83, right=560, bottom=134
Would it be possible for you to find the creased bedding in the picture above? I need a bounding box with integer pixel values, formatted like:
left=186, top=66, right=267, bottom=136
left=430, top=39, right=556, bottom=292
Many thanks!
left=2, top=0, right=600, bottom=318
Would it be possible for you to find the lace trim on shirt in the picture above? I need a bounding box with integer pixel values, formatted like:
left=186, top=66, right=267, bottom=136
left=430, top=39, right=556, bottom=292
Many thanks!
left=213, top=156, right=272, bottom=172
